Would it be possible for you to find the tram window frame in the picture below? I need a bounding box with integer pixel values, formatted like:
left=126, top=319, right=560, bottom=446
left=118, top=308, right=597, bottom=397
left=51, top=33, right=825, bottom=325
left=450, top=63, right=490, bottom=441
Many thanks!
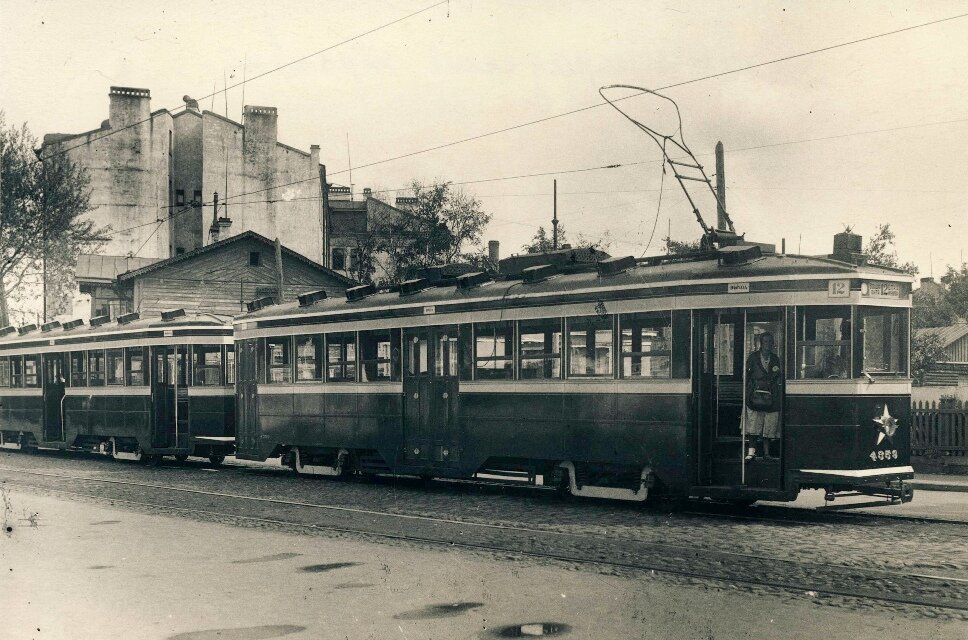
left=474, top=320, right=515, bottom=380
left=225, top=344, right=236, bottom=385
left=858, top=306, right=909, bottom=377
left=125, top=347, right=147, bottom=386
left=265, top=337, right=293, bottom=384
left=9, top=355, right=24, bottom=388
left=0, top=356, right=10, bottom=387
left=518, top=318, right=563, bottom=380
left=326, top=332, right=357, bottom=382
left=24, top=355, right=41, bottom=388
left=566, top=315, right=615, bottom=379
left=105, top=348, right=125, bottom=385
left=408, top=333, right=429, bottom=376
left=796, top=306, right=852, bottom=380
left=70, top=351, right=88, bottom=387
left=192, top=344, right=224, bottom=386
left=620, top=312, right=672, bottom=379
left=88, top=350, right=106, bottom=386
left=294, top=334, right=324, bottom=382
left=360, top=328, right=401, bottom=383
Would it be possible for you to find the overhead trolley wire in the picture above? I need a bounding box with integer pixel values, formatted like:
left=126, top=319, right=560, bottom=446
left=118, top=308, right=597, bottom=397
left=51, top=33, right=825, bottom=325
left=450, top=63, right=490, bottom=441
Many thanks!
left=32, top=0, right=449, bottom=165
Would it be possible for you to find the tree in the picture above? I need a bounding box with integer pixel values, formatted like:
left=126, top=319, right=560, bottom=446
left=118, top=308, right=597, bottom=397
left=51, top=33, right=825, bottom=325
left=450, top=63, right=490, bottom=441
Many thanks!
left=940, top=263, right=968, bottom=320
left=521, top=224, right=612, bottom=254
left=863, top=224, right=918, bottom=275
left=664, top=236, right=702, bottom=255
left=1, top=113, right=109, bottom=324
left=911, top=332, right=947, bottom=386
left=369, top=180, right=491, bottom=284
left=912, top=286, right=957, bottom=329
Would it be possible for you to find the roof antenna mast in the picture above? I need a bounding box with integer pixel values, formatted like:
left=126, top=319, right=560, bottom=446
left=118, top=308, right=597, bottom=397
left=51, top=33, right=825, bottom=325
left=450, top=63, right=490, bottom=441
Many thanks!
left=599, top=85, right=739, bottom=251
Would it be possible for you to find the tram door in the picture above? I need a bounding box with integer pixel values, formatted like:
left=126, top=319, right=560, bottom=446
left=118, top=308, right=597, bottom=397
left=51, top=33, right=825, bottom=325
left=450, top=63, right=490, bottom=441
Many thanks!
left=697, top=308, right=784, bottom=488
left=151, top=345, right=189, bottom=448
left=402, top=326, right=460, bottom=469
left=235, top=339, right=259, bottom=457
left=42, top=353, right=67, bottom=441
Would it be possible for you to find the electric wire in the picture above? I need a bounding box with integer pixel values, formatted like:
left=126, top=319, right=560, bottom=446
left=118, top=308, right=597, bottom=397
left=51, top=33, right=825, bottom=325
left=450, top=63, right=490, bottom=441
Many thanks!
left=31, top=0, right=448, bottom=165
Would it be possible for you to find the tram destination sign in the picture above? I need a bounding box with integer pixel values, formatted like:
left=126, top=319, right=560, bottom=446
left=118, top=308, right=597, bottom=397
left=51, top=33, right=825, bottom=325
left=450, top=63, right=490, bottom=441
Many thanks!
left=861, top=281, right=902, bottom=299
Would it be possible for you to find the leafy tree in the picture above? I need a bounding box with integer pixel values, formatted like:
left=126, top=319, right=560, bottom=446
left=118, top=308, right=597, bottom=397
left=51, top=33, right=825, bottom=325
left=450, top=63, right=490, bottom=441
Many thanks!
left=911, top=332, right=947, bottom=386
left=1, top=113, right=109, bottom=324
left=664, top=236, right=702, bottom=255
left=940, top=263, right=968, bottom=320
left=522, top=224, right=612, bottom=254
left=863, top=224, right=918, bottom=275
left=912, top=285, right=957, bottom=329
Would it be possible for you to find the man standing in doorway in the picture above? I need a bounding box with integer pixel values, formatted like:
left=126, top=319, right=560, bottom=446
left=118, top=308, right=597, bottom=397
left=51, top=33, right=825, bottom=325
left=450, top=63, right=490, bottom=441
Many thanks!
left=745, top=332, right=782, bottom=460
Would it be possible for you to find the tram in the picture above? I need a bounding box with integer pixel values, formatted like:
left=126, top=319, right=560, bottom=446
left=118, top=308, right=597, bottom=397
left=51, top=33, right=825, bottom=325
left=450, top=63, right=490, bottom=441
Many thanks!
left=0, top=310, right=236, bottom=465
left=233, top=240, right=916, bottom=505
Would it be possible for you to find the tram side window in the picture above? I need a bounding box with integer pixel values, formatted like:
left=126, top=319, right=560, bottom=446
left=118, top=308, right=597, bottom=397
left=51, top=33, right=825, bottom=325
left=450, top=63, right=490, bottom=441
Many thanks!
left=519, top=318, right=562, bottom=380
left=0, top=357, right=9, bottom=387
left=295, top=335, right=323, bottom=382
left=105, top=349, right=125, bottom=385
left=620, top=312, right=672, bottom=378
left=860, top=307, right=908, bottom=376
left=225, top=345, right=236, bottom=385
left=70, top=351, right=87, bottom=387
left=9, top=356, right=24, bottom=387
left=360, top=329, right=400, bottom=382
left=797, top=306, right=850, bottom=379
left=193, top=345, right=223, bottom=386
left=88, top=350, right=106, bottom=386
left=474, top=321, right=514, bottom=380
left=23, top=355, right=40, bottom=388
left=408, top=334, right=428, bottom=376
left=568, top=316, right=614, bottom=378
left=326, top=332, right=357, bottom=382
left=126, top=347, right=146, bottom=386
left=265, top=337, right=292, bottom=384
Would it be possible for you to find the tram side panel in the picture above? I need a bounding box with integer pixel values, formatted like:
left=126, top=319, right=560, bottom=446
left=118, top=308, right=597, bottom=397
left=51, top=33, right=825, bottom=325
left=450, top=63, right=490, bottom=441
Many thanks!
left=0, top=392, right=44, bottom=446
left=64, top=393, right=153, bottom=450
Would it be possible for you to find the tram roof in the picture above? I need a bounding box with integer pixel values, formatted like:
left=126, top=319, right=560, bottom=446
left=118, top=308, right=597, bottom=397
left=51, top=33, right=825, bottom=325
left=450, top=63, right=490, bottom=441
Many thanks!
left=239, top=253, right=912, bottom=323
left=0, top=312, right=232, bottom=348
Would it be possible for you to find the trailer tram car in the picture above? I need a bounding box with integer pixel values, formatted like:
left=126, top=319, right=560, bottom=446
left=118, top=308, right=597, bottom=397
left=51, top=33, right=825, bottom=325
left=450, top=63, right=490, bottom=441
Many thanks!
left=0, top=310, right=236, bottom=465
left=235, top=244, right=915, bottom=505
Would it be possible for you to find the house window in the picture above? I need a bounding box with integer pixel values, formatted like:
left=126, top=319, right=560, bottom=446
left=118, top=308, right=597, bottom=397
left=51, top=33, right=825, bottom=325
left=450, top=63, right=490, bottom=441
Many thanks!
left=332, top=247, right=346, bottom=271
left=349, top=248, right=360, bottom=273
left=249, top=252, right=261, bottom=267
left=175, top=190, right=185, bottom=206
left=193, top=190, right=202, bottom=208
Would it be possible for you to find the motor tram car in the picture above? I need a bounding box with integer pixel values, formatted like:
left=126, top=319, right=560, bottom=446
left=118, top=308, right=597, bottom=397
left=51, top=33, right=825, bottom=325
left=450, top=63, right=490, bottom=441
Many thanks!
left=233, top=242, right=916, bottom=505
left=0, top=310, right=236, bottom=465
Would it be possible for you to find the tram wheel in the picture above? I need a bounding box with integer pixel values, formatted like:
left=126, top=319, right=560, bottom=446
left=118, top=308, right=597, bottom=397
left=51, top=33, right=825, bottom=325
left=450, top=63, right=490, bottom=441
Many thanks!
left=174, top=454, right=189, bottom=464
left=142, top=454, right=161, bottom=467
left=208, top=454, right=225, bottom=467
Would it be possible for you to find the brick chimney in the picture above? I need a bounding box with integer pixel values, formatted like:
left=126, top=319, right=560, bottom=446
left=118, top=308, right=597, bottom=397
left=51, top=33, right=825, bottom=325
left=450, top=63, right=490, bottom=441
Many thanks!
left=309, top=144, right=320, bottom=168
left=488, top=240, right=500, bottom=266
left=109, top=86, right=151, bottom=129
left=831, top=230, right=865, bottom=265
left=919, top=276, right=944, bottom=298
left=243, top=106, right=278, bottom=144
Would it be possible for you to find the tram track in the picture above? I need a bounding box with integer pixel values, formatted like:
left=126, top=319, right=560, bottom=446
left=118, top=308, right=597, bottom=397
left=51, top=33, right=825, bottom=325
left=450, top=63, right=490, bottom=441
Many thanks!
left=3, top=464, right=968, bottom=615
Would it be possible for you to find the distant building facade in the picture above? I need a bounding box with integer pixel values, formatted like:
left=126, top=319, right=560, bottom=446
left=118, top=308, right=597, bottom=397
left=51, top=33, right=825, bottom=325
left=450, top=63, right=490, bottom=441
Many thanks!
left=78, top=231, right=354, bottom=319
left=40, top=87, right=326, bottom=263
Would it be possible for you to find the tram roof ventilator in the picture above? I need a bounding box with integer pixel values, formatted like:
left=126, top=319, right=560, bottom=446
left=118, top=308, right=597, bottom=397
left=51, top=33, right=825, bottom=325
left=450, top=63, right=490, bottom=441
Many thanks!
left=522, top=264, right=556, bottom=284
left=89, top=315, right=111, bottom=328
left=456, top=271, right=491, bottom=290
left=717, top=244, right=762, bottom=267
left=346, top=283, right=377, bottom=302
left=0, top=325, right=17, bottom=336
left=297, top=289, right=328, bottom=307
left=117, top=311, right=140, bottom=325
left=62, top=319, right=85, bottom=331
left=597, top=255, right=637, bottom=277
left=399, top=278, right=431, bottom=296
left=41, top=320, right=61, bottom=332
left=246, top=296, right=276, bottom=313
left=17, top=323, right=38, bottom=335
left=161, top=308, right=187, bottom=321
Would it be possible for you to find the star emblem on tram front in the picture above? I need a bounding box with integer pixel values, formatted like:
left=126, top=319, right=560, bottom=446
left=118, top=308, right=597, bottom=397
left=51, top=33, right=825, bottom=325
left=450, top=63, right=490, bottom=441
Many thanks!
left=873, top=405, right=899, bottom=446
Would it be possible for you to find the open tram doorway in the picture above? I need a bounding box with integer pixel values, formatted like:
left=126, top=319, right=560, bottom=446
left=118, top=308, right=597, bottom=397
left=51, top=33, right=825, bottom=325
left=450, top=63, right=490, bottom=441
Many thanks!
left=696, top=308, right=784, bottom=489
left=402, top=326, right=460, bottom=471
left=151, top=345, right=189, bottom=449
left=42, top=353, right=67, bottom=442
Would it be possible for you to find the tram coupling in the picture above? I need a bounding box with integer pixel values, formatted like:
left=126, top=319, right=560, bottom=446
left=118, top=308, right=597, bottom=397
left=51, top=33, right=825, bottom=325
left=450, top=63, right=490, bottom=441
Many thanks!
left=819, top=479, right=914, bottom=510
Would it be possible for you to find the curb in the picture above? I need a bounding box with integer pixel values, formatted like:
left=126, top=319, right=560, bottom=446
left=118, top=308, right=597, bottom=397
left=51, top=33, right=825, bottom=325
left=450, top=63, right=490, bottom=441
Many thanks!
left=909, top=481, right=968, bottom=494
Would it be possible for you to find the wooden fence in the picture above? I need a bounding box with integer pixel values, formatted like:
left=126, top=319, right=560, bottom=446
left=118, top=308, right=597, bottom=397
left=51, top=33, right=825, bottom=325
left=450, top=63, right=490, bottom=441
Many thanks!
left=912, top=400, right=968, bottom=457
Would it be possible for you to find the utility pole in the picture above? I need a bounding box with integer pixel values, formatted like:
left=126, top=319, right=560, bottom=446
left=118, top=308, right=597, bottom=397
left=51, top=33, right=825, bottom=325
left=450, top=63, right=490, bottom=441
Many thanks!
left=715, top=141, right=727, bottom=231
left=552, top=179, right=559, bottom=250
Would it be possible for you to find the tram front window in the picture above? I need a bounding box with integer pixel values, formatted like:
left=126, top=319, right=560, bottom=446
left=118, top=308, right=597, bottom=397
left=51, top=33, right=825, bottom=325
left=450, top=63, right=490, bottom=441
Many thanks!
left=860, top=307, right=908, bottom=376
left=797, top=306, right=850, bottom=379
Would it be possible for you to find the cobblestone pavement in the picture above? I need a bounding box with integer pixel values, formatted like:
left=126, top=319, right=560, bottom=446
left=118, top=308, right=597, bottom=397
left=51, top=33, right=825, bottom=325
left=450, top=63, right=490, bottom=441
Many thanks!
left=2, top=449, right=967, bottom=623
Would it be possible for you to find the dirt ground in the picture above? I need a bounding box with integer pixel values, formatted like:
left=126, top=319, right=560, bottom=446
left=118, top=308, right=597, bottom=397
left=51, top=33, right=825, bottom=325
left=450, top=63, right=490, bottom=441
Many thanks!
left=2, top=488, right=966, bottom=640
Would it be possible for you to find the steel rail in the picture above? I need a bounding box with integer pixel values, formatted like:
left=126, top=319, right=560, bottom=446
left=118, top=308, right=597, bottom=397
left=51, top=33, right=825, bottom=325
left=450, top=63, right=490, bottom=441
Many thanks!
left=2, top=467, right=968, bottom=613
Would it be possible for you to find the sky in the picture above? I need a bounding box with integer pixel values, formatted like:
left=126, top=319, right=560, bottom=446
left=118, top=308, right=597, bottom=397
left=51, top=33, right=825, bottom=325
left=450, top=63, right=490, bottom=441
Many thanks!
left=2, top=0, right=967, bottom=278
